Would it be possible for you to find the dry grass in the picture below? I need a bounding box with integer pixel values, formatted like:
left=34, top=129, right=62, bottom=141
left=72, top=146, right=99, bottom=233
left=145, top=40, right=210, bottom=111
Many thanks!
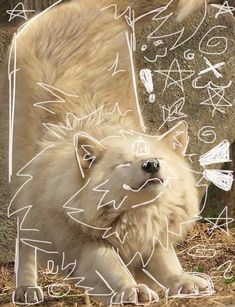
left=0, top=223, right=234, bottom=307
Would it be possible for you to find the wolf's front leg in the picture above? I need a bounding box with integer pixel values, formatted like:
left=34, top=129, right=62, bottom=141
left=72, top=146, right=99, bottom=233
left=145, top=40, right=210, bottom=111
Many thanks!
left=13, top=241, right=43, bottom=305
left=143, top=245, right=211, bottom=297
left=74, top=242, right=158, bottom=305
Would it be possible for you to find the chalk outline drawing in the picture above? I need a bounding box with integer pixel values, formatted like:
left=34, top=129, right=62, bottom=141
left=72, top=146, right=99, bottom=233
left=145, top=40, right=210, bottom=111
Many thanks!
left=6, top=0, right=234, bottom=305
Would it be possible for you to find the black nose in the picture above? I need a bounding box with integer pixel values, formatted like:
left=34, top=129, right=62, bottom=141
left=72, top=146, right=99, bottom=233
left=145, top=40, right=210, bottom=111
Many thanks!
left=142, top=159, right=160, bottom=173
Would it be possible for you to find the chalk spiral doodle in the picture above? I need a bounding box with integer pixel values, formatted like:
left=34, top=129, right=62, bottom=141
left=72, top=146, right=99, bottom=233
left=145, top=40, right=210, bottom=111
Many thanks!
left=184, top=49, right=195, bottom=60
left=47, top=283, right=71, bottom=298
left=199, top=25, right=228, bottom=55
left=198, top=126, right=217, bottom=144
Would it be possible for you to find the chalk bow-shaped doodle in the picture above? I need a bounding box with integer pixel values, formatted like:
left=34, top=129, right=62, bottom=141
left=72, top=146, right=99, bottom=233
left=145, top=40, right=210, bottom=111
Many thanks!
left=199, top=140, right=234, bottom=191
left=199, top=140, right=231, bottom=166
left=203, top=169, right=233, bottom=191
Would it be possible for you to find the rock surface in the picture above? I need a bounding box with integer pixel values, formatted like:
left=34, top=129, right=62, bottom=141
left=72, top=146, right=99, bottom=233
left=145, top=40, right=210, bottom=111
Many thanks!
left=136, top=5, right=235, bottom=170
left=135, top=3, right=235, bottom=222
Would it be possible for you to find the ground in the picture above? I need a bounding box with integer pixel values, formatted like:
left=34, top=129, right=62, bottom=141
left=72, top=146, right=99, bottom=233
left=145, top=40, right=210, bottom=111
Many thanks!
left=1, top=223, right=234, bottom=307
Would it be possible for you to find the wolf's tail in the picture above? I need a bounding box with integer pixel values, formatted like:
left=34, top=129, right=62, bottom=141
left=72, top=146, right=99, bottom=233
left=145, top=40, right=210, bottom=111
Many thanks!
left=176, top=0, right=205, bottom=21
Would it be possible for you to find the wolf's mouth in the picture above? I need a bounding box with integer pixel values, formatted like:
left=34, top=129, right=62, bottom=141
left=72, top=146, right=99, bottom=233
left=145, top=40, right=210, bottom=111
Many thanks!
left=141, top=177, right=164, bottom=188
left=123, top=177, right=164, bottom=192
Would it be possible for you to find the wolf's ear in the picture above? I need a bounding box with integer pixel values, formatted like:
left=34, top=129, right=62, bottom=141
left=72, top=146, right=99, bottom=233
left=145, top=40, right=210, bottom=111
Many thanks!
left=74, top=133, right=105, bottom=178
left=160, top=121, right=189, bottom=156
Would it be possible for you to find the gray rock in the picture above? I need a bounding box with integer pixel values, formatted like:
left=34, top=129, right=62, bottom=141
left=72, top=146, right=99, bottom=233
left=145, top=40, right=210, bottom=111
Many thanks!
left=0, top=27, right=16, bottom=263
left=135, top=4, right=235, bottom=197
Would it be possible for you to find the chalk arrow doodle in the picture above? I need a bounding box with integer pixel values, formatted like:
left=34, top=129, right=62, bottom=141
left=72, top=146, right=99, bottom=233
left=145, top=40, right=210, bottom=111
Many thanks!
left=159, top=97, right=187, bottom=130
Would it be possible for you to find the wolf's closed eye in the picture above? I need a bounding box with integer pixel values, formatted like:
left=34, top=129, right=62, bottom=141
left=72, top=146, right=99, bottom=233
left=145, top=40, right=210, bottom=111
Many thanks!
left=116, top=162, right=132, bottom=168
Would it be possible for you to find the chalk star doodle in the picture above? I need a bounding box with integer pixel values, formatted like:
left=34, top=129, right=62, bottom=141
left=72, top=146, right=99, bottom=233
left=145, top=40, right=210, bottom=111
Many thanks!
left=159, top=97, right=187, bottom=130
left=6, top=2, right=35, bottom=22
left=212, top=1, right=235, bottom=19
left=199, top=57, right=225, bottom=79
left=200, top=83, right=232, bottom=117
left=204, top=207, right=234, bottom=235
left=154, top=59, right=195, bottom=93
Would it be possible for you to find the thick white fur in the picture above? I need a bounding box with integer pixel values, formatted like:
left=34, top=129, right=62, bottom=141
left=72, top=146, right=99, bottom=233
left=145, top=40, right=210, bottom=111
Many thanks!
left=2, top=0, right=210, bottom=305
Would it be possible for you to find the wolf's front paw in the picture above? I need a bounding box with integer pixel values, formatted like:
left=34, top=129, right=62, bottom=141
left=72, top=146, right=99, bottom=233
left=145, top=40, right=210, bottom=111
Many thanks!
left=13, top=285, right=43, bottom=305
left=168, top=273, right=212, bottom=297
left=111, top=283, right=159, bottom=305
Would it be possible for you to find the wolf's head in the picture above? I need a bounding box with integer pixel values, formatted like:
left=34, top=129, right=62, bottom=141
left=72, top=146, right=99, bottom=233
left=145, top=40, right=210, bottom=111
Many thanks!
left=70, top=121, right=198, bottom=228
